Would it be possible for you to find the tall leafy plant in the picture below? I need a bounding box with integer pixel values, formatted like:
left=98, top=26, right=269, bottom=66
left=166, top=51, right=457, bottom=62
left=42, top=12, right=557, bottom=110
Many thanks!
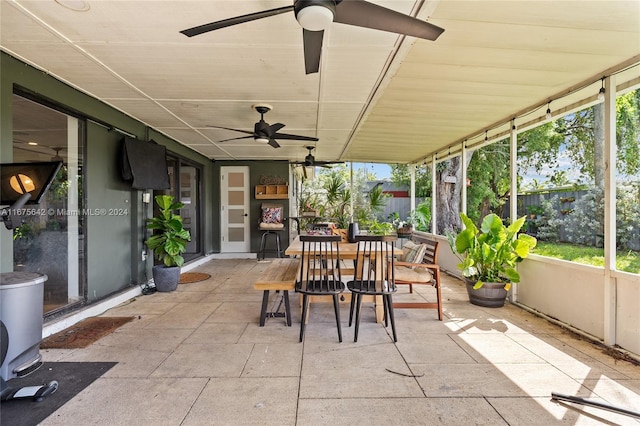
left=367, top=184, right=389, bottom=216
left=146, top=195, right=191, bottom=267
left=448, top=213, right=537, bottom=290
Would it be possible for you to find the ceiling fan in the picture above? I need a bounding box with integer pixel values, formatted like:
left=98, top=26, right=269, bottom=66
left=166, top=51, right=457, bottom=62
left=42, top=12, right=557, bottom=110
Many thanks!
left=293, top=145, right=343, bottom=167
left=180, top=0, right=445, bottom=74
left=208, top=104, right=318, bottom=148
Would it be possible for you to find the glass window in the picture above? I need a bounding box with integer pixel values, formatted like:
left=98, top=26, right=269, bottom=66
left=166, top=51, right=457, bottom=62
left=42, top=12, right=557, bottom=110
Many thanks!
left=12, top=94, right=85, bottom=315
left=516, top=99, right=615, bottom=267
left=614, top=88, right=640, bottom=273
left=155, top=155, right=202, bottom=262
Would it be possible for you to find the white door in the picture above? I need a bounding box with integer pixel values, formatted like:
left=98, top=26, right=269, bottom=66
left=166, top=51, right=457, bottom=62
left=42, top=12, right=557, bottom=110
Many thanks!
left=220, top=166, right=250, bottom=253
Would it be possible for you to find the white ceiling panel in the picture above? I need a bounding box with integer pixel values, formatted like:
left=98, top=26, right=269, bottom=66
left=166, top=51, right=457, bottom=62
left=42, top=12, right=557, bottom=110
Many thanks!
left=106, top=100, right=187, bottom=128
left=318, top=102, right=365, bottom=129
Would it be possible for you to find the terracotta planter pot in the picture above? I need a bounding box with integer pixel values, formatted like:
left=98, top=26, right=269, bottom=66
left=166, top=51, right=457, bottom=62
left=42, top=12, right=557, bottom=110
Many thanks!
left=464, top=278, right=508, bottom=308
left=397, top=225, right=413, bottom=236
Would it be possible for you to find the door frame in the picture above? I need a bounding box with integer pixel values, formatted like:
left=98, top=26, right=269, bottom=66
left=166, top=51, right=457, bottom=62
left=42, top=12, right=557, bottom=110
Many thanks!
left=163, top=154, right=204, bottom=262
left=220, top=166, right=250, bottom=253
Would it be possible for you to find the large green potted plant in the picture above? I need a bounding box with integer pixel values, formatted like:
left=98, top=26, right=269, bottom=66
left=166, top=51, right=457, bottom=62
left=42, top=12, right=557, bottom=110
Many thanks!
left=146, top=195, right=191, bottom=292
left=448, top=212, right=537, bottom=307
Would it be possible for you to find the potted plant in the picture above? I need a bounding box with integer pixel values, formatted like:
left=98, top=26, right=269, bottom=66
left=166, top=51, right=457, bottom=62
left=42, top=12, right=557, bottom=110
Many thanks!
left=526, top=204, right=544, bottom=219
left=146, top=195, right=191, bottom=292
left=448, top=212, right=537, bottom=307
left=366, top=218, right=395, bottom=236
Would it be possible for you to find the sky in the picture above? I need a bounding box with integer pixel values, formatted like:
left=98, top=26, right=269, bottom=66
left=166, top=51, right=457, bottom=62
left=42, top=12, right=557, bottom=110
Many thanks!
left=351, top=163, right=392, bottom=180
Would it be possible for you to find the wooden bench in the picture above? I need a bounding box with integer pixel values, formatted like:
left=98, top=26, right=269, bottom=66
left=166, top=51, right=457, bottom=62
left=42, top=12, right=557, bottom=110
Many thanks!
left=393, top=232, right=443, bottom=320
left=253, top=258, right=299, bottom=326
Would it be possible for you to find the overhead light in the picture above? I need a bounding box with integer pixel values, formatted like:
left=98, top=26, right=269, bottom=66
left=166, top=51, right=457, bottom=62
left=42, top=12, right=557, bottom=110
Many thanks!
left=27, top=142, right=38, bottom=146
left=295, top=3, right=335, bottom=31
left=545, top=102, right=552, bottom=120
left=598, top=78, right=606, bottom=101
left=255, top=137, right=270, bottom=144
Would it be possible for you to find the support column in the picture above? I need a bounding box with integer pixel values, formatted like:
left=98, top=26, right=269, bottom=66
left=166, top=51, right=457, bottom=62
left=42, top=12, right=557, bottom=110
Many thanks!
left=461, top=142, right=467, bottom=215
left=510, top=120, right=519, bottom=302
left=409, top=164, right=416, bottom=212
left=603, top=75, right=617, bottom=346
left=349, top=162, right=354, bottom=222
left=431, top=155, right=437, bottom=234
left=510, top=120, right=518, bottom=223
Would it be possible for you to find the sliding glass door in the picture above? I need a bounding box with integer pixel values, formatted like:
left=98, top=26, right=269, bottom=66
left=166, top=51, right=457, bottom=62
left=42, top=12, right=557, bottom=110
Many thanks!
left=157, top=156, right=202, bottom=262
left=11, top=93, right=86, bottom=316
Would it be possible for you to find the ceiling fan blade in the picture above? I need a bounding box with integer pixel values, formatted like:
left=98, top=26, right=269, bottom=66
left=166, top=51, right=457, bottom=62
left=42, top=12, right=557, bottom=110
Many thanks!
left=268, top=139, right=281, bottom=149
left=180, top=5, right=294, bottom=37
left=216, top=135, right=255, bottom=143
left=272, top=132, right=319, bottom=142
left=291, top=160, right=340, bottom=166
left=267, top=123, right=286, bottom=136
left=206, top=124, right=254, bottom=136
left=302, top=29, right=324, bottom=74
left=315, top=161, right=343, bottom=165
left=334, top=0, right=444, bottom=41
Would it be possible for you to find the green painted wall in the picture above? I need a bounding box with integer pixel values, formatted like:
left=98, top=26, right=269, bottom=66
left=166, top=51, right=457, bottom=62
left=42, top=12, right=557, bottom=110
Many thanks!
left=85, top=121, right=136, bottom=300
left=0, top=52, right=214, bottom=304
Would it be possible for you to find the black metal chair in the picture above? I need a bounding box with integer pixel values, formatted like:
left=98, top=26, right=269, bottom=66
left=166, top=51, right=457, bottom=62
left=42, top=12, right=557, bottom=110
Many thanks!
left=295, top=235, right=345, bottom=342
left=347, top=235, right=398, bottom=342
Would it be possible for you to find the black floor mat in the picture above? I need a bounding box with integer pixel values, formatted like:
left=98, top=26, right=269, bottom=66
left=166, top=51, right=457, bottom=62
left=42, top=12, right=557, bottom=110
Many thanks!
left=1, top=361, right=117, bottom=426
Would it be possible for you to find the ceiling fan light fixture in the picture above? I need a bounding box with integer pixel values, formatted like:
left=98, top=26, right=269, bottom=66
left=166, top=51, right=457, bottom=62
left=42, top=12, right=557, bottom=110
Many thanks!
left=10, top=174, right=35, bottom=194
left=255, top=137, right=270, bottom=144
left=295, top=3, right=335, bottom=31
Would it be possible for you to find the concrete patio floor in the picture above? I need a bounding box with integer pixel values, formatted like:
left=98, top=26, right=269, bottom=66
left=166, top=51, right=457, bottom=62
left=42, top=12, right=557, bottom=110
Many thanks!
left=40, top=259, right=640, bottom=425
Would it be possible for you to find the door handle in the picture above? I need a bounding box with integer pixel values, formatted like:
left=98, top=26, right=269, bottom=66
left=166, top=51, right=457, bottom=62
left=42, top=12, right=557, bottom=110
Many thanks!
left=244, top=213, right=248, bottom=216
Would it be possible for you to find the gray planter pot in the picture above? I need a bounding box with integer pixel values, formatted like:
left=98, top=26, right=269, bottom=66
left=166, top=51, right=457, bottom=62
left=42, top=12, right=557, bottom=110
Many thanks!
left=464, top=278, right=508, bottom=308
left=152, top=265, right=181, bottom=292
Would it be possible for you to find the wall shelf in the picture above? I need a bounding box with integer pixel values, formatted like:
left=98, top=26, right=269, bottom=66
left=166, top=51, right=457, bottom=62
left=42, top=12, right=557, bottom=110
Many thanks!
left=255, top=184, right=288, bottom=199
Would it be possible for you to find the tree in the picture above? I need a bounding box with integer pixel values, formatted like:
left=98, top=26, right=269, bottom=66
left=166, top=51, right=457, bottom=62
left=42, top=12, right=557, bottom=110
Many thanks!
left=466, top=140, right=512, bottom=224
left=389, top=164, right=432, bottom=197
left=517, top=123, right=566, bottom=184
left=551, top=90, right=640, bottom=182
left=435, top=157, right=464, bottom=234
left=615, top=89, right=640, bottom=176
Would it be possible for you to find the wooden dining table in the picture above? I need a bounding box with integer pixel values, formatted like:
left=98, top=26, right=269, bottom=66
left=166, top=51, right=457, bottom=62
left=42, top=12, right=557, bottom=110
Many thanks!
left=284, top=235, right=403, bottom=323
